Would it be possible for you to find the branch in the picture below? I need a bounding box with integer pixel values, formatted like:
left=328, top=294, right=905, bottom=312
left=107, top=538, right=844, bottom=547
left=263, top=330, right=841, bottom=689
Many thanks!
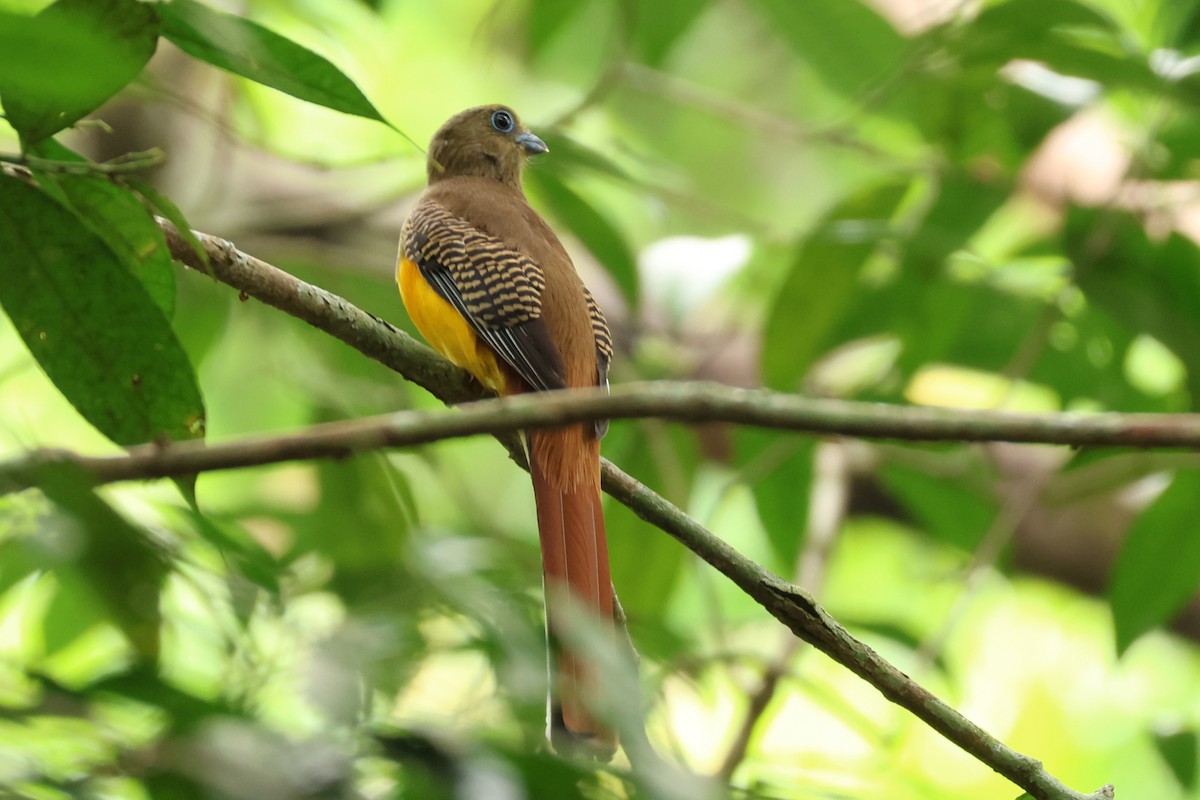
left=3, top=379, right=1198, bottom=490
left=12, top=219, right=1115, bottom=800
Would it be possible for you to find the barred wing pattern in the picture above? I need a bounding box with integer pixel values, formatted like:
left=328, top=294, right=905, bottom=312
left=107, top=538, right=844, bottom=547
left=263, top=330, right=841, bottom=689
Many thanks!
left=403, top=200, right=567, bottom=392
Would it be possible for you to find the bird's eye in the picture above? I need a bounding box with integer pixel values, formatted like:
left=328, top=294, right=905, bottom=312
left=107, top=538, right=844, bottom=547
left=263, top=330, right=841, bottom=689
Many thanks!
left=491, top=109, right=515, bottom=133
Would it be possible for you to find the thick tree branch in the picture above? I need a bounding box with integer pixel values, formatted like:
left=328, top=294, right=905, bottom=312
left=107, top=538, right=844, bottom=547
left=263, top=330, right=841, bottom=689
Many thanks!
left=7, top=220, right=1116, bottom=799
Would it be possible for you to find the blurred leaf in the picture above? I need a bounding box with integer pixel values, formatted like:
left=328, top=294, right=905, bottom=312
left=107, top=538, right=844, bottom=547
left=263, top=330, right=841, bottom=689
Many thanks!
left=90, top=666, right=242, bottom=733
left=37, top=465, right=168, bottom=661
left=0, top=0, right=159, bottom=143
left=1152, top=734, right=1200, bottom=786
left=901, top=173, right=1010, bottom=275
left=961, top=0, right=1118, bottom=54
left=291, top=451, right=414, bottom=608
left=894, top=280, right=1045, bottom=377
left=0, top=175, right=206, bottom=446
left=737, top=428, right=813, bottom=568
left=630, top=0, right=708, bottom=66
left=187, top=510, right=281, bottom=599
left=524, top=0, right=588, bottom=57
left=1109, top=470, right=1200, bottom=655
left=1155, top=729, right=1199, bottom=791
left=142, top=773, right=208, bottom=800
left=604, top=422, right=692, bottom=621
left=880, top=459, right=995, bottom=553
left=44, top=173, right=177, bottom=317
left=538, top=132, right=632, bottom=183
left=1066, top=207, right=1200, bottom=403
left=160, top=0, right=393, bottom=128
left=762, top=181, right=908, bottom=392
left=755, top=0, right=907, bottom=99
left=953, top=0, right=1120, bottom=71
left=526, top=168, right=639, bottom=305
left=0, top=537, right=41, bottom=598
left=943, top=1, right=1200, bottom=108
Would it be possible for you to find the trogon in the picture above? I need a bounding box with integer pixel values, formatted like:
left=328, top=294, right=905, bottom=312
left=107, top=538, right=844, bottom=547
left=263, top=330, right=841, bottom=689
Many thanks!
left=397, top=105, right=617, bottom=754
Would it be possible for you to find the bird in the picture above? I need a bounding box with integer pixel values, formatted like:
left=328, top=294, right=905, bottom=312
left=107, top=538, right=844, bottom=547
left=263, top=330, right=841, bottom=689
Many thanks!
left=396, top=105, right=617, bottom=755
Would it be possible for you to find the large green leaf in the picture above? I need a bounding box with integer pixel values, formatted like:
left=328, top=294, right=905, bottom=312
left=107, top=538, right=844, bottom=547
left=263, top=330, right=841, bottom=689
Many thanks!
left=755, top=0, right=907, bottom=99
left=46, top=172, right=177, bottom=317
left=0, top=175, right=205, bottom=446
left=160, top=0, right=392, bottom=127
left=0, top=0, right=159, bottom=143
left=526, top=168, right=639, bottom=305
left=762, top=182, right=908, bottom=392
left=1109, top=470, right=1200, bottom=654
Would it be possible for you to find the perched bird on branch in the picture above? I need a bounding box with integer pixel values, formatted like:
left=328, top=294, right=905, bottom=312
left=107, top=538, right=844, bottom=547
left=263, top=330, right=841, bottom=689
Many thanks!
left=397, top=105, right=617, bottom=757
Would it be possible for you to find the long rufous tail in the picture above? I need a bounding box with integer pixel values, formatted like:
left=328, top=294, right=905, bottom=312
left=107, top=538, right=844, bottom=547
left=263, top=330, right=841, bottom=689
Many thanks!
left=527, top=427, right=615, bottom=755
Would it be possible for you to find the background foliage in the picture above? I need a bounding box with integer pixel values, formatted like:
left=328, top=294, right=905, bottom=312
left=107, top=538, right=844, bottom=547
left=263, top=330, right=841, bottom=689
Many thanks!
left=3, top=0, right=1200, bottom=797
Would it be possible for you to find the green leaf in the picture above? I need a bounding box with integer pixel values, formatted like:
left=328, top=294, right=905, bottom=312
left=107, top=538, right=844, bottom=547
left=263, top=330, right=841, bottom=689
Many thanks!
left=142, top=773, right=209, bottom=800
left=737, top=428, right=813, bottom=568
left=0, top=175, right=206, bottom=446
left=963, top=0, right=1118, bottom=51
left=900, top=172, right=1010, bottom=276
left=603, top=422, right=692, bottom=620
left=762, top=182, right=908, bottom=392
left=292, top=452, right=414, bottom=607
left=524, top=0, right=588, bottom=57
left=37, top=465, right=168, bottom=661
left=526, top=168, right=639, bottom=305
left=90, top=665, right=243, bottom=733
left=630, top=0, right=709, bottom=66
left=160, top=0, right=392, bottom=128
left=880, top=459, right=996, bottom=553
left=1066, top=208, right=1200, bottom=403
left=0, top=0, right=159, bottom=143
left=538, top=132, right=632, bottom=184
left=1109, top=470, right=1200, bottom=654
left=45, top=172, right=177, bottom=317
left=754, top=0, right=907, bottom=99
left=187, top=510, right=281, bottom=599
left=1155, top=729, right=1199, bottom=791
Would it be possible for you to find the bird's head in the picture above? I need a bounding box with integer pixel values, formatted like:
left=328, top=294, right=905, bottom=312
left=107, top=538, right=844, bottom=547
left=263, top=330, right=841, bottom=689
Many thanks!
left=427, top=105, right=548, bottom=189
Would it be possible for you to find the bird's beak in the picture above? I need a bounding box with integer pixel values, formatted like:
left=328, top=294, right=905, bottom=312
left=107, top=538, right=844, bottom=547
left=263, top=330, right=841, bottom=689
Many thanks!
left=516, top=131, right=549, bottom=155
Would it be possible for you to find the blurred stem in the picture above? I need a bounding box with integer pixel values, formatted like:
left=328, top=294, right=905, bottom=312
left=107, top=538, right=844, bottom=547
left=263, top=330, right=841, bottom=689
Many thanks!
left=1, top=220, right=1123, bottom=800
left=2, top=148, right=166, bottom=175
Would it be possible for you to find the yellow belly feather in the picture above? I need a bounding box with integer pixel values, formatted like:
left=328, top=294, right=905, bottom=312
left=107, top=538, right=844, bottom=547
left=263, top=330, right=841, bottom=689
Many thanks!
left=397, top=256, right=509, bottom=393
